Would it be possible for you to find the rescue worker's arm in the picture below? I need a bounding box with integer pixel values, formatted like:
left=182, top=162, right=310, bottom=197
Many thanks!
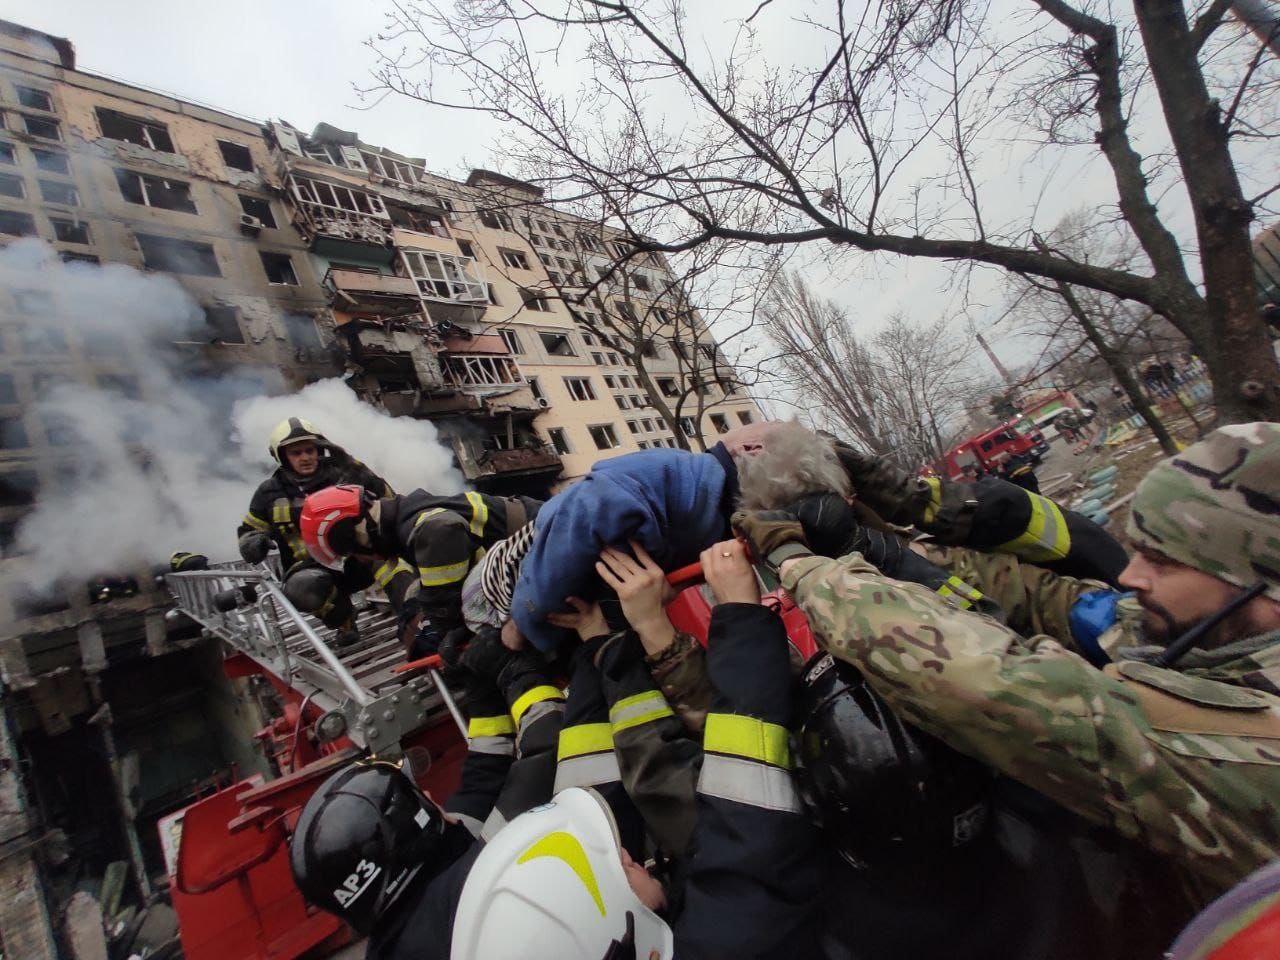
left=781, top=552, right=1280, bottom=894
left=596, top=631, right=703, bottom=859
left=920, top=543, right=1131, bottom=662
left=645, top=632, right=713, bottom=735
left=443, top=628, right=565, bottom=839
left=406, top=511, right=473, bottom=634
left=237, top=485, right=277, bottom=562
left=674, top=602, right=822, bottom=959
left=835, top=443, right=1128, bottom=584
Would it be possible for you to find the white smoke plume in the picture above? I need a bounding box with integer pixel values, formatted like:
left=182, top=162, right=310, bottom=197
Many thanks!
left=2, top=240, right=462, bottom=598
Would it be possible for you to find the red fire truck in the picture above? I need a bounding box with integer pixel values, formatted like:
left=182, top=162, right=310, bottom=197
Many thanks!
left=931, top=416, right=1050, bottom=481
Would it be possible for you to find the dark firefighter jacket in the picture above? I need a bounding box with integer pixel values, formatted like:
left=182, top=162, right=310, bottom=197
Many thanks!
left=238, top=452, right=391, bottom=567
left=364, top=663, right=564, bottom=960
left=557, top=603, right=824, bottom=960
left=376, top=490, right=540, bottom=633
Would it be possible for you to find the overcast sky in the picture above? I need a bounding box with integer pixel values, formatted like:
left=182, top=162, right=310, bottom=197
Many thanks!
left=7, top=0, right=1255, bottom=403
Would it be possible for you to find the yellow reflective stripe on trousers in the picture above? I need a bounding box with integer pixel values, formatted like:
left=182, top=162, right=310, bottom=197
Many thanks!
left=922, top=476, right=943, bottom=524
left=703, top=713, right=791, bottom=768
left=935, top=575, right=984, bottom=610
left=418, top=559, right=470, bottom=587
left=242, top=512, right=270, bottom=532
left=608, top=690, right=674, bottom=734
left=698, top=754, right=802, bottom=814
left=375, top=559, right=413, bottom=588
left=996, top=493, right=1071, bottom=563
left=557, top=722, right=614, bottom=761
left=511, top=684, right=564, bottom=726
left=413, top=507, right=447, bottom=528
left=468, top=714, right=516, bottom=738
left=466, top=491, right=488, bottom=536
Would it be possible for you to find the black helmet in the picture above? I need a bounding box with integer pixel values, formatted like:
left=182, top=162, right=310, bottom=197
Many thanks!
left=289, top=761, right=470, bottom=933
left=795, top=653, right=991, bottom=869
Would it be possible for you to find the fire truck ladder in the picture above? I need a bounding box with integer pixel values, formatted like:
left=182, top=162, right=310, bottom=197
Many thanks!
left=165, top=561, right=465, bottom=757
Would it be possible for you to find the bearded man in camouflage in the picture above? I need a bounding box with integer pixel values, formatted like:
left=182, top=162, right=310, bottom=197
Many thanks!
left=733, top=423, right=1280, bottom=907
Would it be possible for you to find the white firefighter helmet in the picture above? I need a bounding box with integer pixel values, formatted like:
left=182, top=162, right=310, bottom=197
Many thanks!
left=268, top=417, right=326, bottom=465
left=450, top=788, right=673, bottom=960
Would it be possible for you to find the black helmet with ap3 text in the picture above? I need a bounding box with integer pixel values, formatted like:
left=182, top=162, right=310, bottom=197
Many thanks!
left=795, top=653, right=993, bottom=869
left=288, top=760, right=472, bottom=934
left=269, top=417, right=328, bottom=466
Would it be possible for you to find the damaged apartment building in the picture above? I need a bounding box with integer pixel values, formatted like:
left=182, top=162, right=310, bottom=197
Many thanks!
left=0, top=18, right=761, bottom=957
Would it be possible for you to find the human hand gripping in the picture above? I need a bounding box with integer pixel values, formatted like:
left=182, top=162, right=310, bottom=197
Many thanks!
left=547, top=596, right=610, bottom=643
left=700, top=539, right=761, bottom=606
left=595, top=541, right=677, bottom=656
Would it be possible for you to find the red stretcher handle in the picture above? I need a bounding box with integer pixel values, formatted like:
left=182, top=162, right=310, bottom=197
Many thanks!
left=666, top=561, right=706, bottom=591
left=394, top=653, right=444, bottom=674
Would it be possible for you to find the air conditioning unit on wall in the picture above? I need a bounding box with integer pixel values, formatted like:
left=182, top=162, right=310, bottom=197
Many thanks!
left=239, top=214, right=263, bottom=237
left=536, top=397, right=550, bottom=408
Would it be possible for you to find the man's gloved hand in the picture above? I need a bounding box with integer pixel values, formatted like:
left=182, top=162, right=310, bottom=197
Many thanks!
left=411, top=619, right=445, bottom=659
left=790, top=492, right=910, bottom=576
left=729, top=510, right=812, bottom=571
left=238, top=531, right=271, bottom=564
left=453, top=626, right=551, bottom=708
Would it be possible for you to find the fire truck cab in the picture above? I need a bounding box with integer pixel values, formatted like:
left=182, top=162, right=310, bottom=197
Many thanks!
left=934, top=416, right=1049, bottom=481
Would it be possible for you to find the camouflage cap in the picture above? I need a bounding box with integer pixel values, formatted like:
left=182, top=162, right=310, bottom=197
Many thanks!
left=1126, top=422, right=1280, bottom=600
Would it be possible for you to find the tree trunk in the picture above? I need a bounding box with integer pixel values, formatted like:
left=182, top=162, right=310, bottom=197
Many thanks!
left=1132, top=0, right=1280, bottom=423
left=1057, top=281, right=1180, bottom=454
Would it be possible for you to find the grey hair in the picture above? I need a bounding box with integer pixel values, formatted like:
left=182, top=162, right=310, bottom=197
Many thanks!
left=735, top=425, right=850, bottom=510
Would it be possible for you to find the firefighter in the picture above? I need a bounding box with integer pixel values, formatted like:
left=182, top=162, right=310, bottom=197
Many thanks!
left=288, top=625, right=565, bottom=959
left=299, top=484, right=541, bottom=657
left=1000, top=451, right=1041, bottom=493
left=237, top=417, right=415, bottom=644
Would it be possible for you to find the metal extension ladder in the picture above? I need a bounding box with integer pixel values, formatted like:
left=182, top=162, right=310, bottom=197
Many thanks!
left=165, top=560, right=465, bottom=757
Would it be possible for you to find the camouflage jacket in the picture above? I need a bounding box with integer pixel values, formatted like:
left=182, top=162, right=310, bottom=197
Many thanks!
left=781, top=551, right=1280, bottom=902
left=921, top=544, right=1145, bottom=657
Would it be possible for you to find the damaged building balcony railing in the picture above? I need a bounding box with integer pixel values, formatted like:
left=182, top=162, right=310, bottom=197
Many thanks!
left=164, top=561, right=465, bottom=754
left=477, top=441, right=563, bottom=476
left=400, top=249, right=488, bottom=326
left=440, top=353, right=524, bottom=391
left=286, top=174, right=394, bottom=260
left=323, top=267, right=420, bottom=308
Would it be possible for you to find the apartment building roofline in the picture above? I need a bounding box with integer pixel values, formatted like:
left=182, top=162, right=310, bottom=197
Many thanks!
left=467, top=167, right=545, bottom=197
left=0, top=19, right=74, bottom=69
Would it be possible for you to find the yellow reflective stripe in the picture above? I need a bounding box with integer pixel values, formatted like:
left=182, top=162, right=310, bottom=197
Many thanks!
left=923, top=476, right=943, bottom=525
left=997, top=494, right=1071, bottom=563
left=414, top=507, right=448, bottom=528
left=468, top=714, right=516, bottom=738
left=466, top=491, right=489, bottom=536
left=703, top=713, right=791, bottom=768
left=375, top=559, right=413, bottom=588
left=418, top=559, right=470, bottom=587
left=272, top=500, right=292, bottom=525
left=935, top=575, right=983, bottom=610
left=608, top=690, right=674, bottom=734
left=242, top=512, right=270, bottom=532
left=557, top=722, right=614, bottom=761
left=511, top=684, right=564, bottom=726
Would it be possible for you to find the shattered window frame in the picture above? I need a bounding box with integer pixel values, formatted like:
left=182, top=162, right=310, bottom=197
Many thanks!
left=95, top=108, right=175, bottom=152
left=547, top=427, right=571, bottom=455
left=16, top=86, right=53, bottom=112
left=401, top=249, right=486, bottom=303
left=589, top=423, right=622, bottom=450
left=115, top=168, right=198, bottom=214
left=21, top=115, right=60, bottom=141
left=136, top=233, right=221, bottom=276
left=563, top=376, right=596, bottom=402
left=203, top=304, right=244, bottom=344
left=49, top=216, right=90, bottom=245
left=237, top=194, right=277, bottom=229
left=259, top=252, right=299, bottom=286
left=290, top=175, right=387, bottom=218
left=217, top=139, right=254, bottom=172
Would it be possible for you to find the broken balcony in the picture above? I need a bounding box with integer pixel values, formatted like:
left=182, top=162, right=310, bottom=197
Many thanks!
left=286, top=174, right=394, bottom=263
left=324, top=267, right=419, bottom=310
left=401, top=249, right=488, bottom=325
left=449, top=435, right=563, bottom=485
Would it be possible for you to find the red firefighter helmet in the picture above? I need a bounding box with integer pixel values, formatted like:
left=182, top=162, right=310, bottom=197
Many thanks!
left=300, top=485, right=365, bottom=570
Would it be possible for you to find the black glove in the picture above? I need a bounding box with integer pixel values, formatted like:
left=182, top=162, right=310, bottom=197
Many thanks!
left=457, top=626, right=551, bottom=708
left=412, top=619, right=445, bottom=659
left=238, top=531, right=271, bottom=564
left=791, top=493, right=906, bottom=576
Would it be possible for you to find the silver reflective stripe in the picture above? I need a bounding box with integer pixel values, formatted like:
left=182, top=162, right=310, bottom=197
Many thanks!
left=468, top=735, right=515, bottom=757
left=516, top=700, right=564, bottom=755
left=553, top=752, right=621, bottom=793
left=480, top=806, right=508, bottom=842
left=698, top=754, right=803, bottom=814
left=452, top=812, right=484, bottom=839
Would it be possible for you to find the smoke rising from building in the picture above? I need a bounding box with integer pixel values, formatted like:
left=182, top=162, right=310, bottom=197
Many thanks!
left=2, top=239, right=462, bottom=598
